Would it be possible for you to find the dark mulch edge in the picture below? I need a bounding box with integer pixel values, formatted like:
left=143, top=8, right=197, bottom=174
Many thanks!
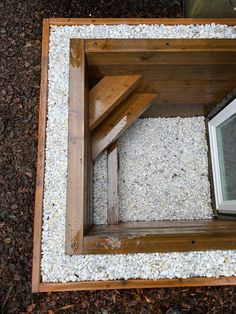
left=1, top=0, right=236, bottom=313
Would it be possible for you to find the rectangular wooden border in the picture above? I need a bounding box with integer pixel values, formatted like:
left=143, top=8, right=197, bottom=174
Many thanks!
left=69, top=37, right=236, bottom=255
left=33, top=17, right=236, bottom=292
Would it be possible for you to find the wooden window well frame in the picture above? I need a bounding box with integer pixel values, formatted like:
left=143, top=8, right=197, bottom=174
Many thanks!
left=33, top=18, right=236, bottom=292
left=67, top=36, right=236, bottom=256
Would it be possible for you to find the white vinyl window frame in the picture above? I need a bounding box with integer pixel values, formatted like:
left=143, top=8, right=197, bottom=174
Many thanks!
left=208, top=98, right=236, bottom=214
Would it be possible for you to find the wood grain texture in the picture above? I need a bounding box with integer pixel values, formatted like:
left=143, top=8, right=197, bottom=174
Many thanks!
left=89, top=75, right=141, bottom=131
left=83, top=220, right=236, bottom=254
left=32, top=19, right=50, bottom=293
left=107, top=142, right=119, bottom=225
left=88, top=219, right=236, bottom=234
left=88, top=63, right=236, bottom=117
left=88, top=79, right=236, bottom=117
left=87, top=51, right=236, bottom=65
left=88, top=64, right=236, bottom=81
left=87, top=38, right=236, bottom=117
left=85, top=39, right=236, bottom=67
left=65, top=39, right=89, bottom=255
left=136, top=79, right=236, bottom=94
left=39, top=276, right=236, bottom=292
left=92, top=93, right=157, bottom=159
left=85, top=39, right=236, bottom=52
left=49, top=18, right=236, bottom=26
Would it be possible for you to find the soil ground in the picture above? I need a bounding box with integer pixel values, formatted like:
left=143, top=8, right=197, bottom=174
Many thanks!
left=0, top=0, right=236, bottom=313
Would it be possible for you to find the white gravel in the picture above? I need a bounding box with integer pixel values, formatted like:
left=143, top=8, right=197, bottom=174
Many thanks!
left=94, top=117, right=213, bottom=224
left=41, top=24, right=236, bottom=283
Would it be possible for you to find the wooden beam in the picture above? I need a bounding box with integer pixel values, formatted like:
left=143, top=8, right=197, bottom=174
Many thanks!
left=84, top=232, right=236, bottom=254
left=85, top=39, right=236, bottom=67
left=92, top=93, right=157, bottom=160
left=38, top=275, right=236, bottom=292
left=107, top=142, right=119, bottom=225
left=88, top=219, right=236, bottom=234
left=83, top=220, right=236, bottom=255
left=89, top=75, right=141, bottom=131
left=32, top=18, right=50, bottom=294
left=85, top=39, right=236, bottom=52
left=65, top=39, right=90, bottom=255
left=49, top=18, right=236, bottom=26
left=86, top=51, right=236, bottom=66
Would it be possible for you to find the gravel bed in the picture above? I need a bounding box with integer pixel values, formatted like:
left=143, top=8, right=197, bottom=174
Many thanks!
left=94, top=117, right=212, bottom=224
left=41, top=24, right=236, bottom=283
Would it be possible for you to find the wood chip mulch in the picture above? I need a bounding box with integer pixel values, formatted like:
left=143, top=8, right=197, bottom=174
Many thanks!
left=0, top=0, right=236, bottom=313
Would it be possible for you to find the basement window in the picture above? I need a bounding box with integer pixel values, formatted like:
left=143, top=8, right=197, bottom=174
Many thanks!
left=209, top=99, right=236, bottom=214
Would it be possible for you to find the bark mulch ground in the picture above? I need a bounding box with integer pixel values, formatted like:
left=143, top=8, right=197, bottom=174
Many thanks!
left=0, top=0, right=236, bottom=313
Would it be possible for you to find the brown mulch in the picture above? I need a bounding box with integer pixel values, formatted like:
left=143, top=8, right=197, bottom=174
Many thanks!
left=0, top=0, right=236, bottom=313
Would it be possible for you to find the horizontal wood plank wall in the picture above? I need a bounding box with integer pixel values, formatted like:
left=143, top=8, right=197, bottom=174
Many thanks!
left=136, top=80, right=236, bottom=94
left=65, top=39, right=90, bottom=255
left=130, top=80, right=236, bottom=117
left=88, top=65, right=236, bottom=82
left=33, top=18, right=236, bottom=292
left=86, top=39, right=236, bottom=117
left=89, top=65, right=236, bottom=117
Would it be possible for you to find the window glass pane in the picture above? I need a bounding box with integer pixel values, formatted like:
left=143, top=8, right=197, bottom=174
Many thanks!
left=216, top=112, right=236, bottom=201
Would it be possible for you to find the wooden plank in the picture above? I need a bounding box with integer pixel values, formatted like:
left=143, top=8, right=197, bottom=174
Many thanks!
left=89, top=79, right=236, bottom=97
left=89, top=75, right=141, bottom=131
left=85, top=39, right=236, bottom=52
left=87, top=51, right=236, bottom=65
left=87, top=38, right=236, bottom=118
left=32, top=19, right=50, bottom=293
left=83, top=220, right=236, bottom=255
left=92, top=93, right=157, bottom=160
left=90, top=79, right=236, bottom=95
left=136, top=79, right=236, bottom=94
left=39, top=276, right=236, bottom=292
left=65, top=39, right=89, bottom=255
left=49, top=18, right=236, bottom=26
left=107, top=142, right=119, bottom=225
left=83, top=221, right=236, bottom=254
left=88, top=219, right=236, bottom=234
left=88, top=64, right=236, bottom=81
left=89, top=79, right=236, bottom=118
left=155, top=93, right=224, bottom=103
left=85, top=39, right=236, bottom=67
